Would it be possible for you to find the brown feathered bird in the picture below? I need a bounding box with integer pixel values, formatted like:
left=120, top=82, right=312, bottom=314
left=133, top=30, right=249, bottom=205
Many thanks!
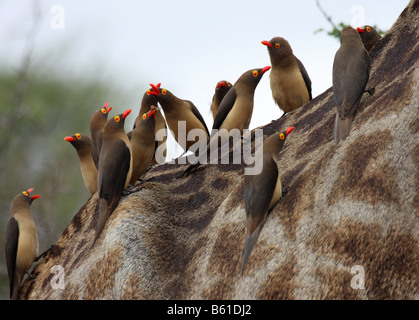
left=262, top=37, right=312, bottom=113
left=240, top=127, right=294, bottom=275
left=357, top=25, right=382, bottom=52
left=89, top=102, right=112, bottom=169
left=96, top=109, right=133, bottom=241
left=129, top=106, right=157, bottom=185
left=5, top=188, right=40, bottom=299
left=65, top=133, right=98, bottom=195
left=149, top=84, right=209, bottom=155
left=210, top=80, right=233, bottom=120
left=333, top=26, right=373, bottom=143
left=133, top=86, right=167, bottom=164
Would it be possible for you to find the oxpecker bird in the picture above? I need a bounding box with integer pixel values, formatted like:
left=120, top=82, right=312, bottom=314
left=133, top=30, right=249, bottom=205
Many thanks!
left=149, top=84, right=209, bottom=155
left=64, top=133, right=98, bottom=195
left=210, top=80, right=233, bottom=120
left=129, top=105, right=157, bottom=185
left=96, top=109, right=133, bottom=241
left=240, top=127, right=294, bottom=275
left=133, top=86, right=167, bottom=163
left=5, top=188, right=40, bottom=299
left=262, top=37, right=312, bottom=113
left=357, top=25, right=382, bottom=52
left=90, top=102, right=112, bottom=169
left=333, top=26, right=373, bottom=143
left=212, top=67, right=271, bottom=133
left=181, top=66, right=270, bottom=176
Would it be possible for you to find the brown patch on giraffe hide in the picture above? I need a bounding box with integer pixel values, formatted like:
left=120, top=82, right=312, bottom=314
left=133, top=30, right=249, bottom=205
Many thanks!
left=295, top=91, right=334, bottom=133
left=83, top=247, right=122, bottom=299
left=208, top=224, right=242, bottom=276
left=371, top=27, right=418, bottom=85
left=257, top=254, right=297, bottom=299
left=309, top=220, right=419, bottom=299
left=277, top=151, right=333, bottom=239
left=359, top=69, right=414, bottom=126
left=409, top=113, right=418, bottom=134
left=413, top=141, right=419, bottom=217
left=169, top=192, right=216, bottom=231
left=240, top=238, right=280, bottom=276
left=328, top=129, right=400, bottom=206
left=202, top=277, right=234, bottom=300
left=224, top=179, right=244, bottom=214
left=296, top=111, right=335, bottom=158
left=120, top=274, right=145, bottom=300
left=142, top=217, right=208, bottom=299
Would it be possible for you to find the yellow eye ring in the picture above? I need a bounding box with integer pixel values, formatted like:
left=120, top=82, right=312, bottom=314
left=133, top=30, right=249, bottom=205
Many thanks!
left=146, top=89, right=151, bottom=95
left=366, top=27, right=371, bottom=32
left=279, top=133, right=285, bottom=140
left=161, top=89, right=167, bottom=95
left=22, top=191, right=28, bottom=196
left=101, top=108, right=107, bottom=114
left=76, top=133, right=81, bottom=139
left=252, top=70, right=258, bottom=77
left=275, top=43, right=280, bottom=48
left=142, top=113, right=147, bottom=120
left=114, top=116, right=120, bottom=122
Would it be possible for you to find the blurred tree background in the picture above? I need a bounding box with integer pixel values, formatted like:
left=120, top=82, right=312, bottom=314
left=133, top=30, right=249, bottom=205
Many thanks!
left=0, top=4, right=137, bottom=299
left=0, top=65, right=136, bottom=299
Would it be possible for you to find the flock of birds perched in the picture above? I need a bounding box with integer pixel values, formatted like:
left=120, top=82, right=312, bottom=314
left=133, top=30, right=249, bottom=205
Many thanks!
left=4, top=25, right=382, bottom=299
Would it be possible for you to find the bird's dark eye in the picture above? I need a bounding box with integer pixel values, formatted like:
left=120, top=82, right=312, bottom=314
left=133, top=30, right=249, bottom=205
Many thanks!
left=22, top=191, right=28, bottom=196
left=114, top=116, right=120, bottom=122
left=366, top=26, right=371, bottom=32
left=275, top=43, right=280, bottom=48
left=252, top=70, right=258, bottom=77
left=161, top=89, right=167, bottom=95
left=279, top=133, right=285, bottom=140
left=142, top=113, right=147, bottom=120
left=101, top=108, right=107, bottom=114
left=76, top=133, right=81, bottom=139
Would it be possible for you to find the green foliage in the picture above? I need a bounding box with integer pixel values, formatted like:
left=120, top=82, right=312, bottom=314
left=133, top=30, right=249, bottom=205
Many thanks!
left=314, top=23, right=386, bottom=40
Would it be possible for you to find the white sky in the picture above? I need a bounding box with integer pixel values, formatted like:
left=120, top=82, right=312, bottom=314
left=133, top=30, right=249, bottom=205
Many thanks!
left=0, top=0, right=410, bottom=159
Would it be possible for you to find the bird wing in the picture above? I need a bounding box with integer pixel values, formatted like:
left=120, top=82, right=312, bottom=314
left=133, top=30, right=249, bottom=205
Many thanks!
left=244, top=156, right=278, bottom=235
left=333, top=47, right=370, bottom=118
left=241, top=156, right=278, bottom=273
left=98, top=139, right=131, bottom=210
left=296, top=57, right=312, bottom=100
left=5, top=216, right=19, bottom=297
left=212, top=86, right=237, bottom=131
left=187, top=100, right=210, bottom=136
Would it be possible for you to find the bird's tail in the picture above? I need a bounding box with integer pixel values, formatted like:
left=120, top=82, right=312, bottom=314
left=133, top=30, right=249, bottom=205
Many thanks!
left=240, top=224, right=263, bottom=275
left=333, top=113, right=352, bottom=144
left=10, top=274, right=19, bottom=300
left=94, top=198, right=111, bottom=243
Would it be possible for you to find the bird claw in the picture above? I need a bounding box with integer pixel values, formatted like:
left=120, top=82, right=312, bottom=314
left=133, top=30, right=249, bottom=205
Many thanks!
left=34, top=244, right=54, bottom=262
left=123, top=185, right=144, bottom=196
left=25, top=269, right=36, bottom=280
left=282, top=186, right=290, bottom=197
left=365, top=87, right=375, bottom=95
